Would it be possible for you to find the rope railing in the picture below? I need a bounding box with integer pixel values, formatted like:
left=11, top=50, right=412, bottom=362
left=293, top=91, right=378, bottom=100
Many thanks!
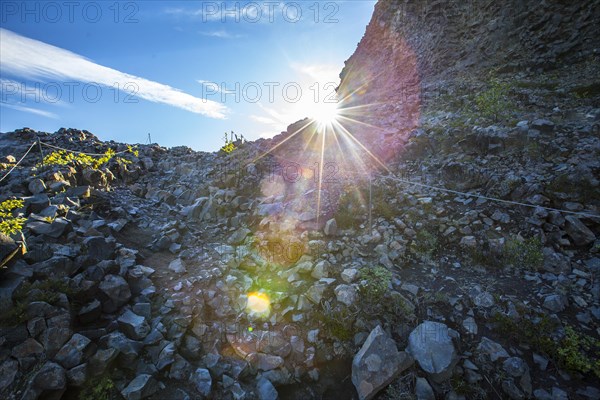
left=0, top=142, right=36, bottom=183
left=39, top=141, right=131, bottom=156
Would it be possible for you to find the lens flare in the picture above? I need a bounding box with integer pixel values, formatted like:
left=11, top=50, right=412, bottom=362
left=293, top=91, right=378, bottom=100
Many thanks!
left=312, top=101, right=339, bottom=131
left=246, top=292, right=271, bottom=317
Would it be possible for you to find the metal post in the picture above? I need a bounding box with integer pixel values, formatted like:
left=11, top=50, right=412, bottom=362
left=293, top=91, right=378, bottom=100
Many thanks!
left=368, top=175, right=372, bottom=233
left=37, top=138, right=44, bottom=166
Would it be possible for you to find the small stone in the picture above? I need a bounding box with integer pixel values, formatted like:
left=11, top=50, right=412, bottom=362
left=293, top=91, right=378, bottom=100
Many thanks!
left=477, top=337, right=509, bottom=362
left=193, top=368, right=212, bottom=397
left=121, top=374, right=159, bottom=400
left=503, top=357, right=527, bottom=377
left=564, top=216, right=596, bottom=246
left=168, top=258, right=187, bottom=274
left=334, top=284, right=358, bottom=306
left=54, top=333, right=92, bottom=369
left=324, top=219, right=337, bottom=236
left=543, top=294, right=567, bottom=313
left=29, top=179, right=47, bottom=194
left=257, top=377, right=278, bottom=400
left=118, top=310, right=151, bottom=340
left=415, top=377, right=435, bottom=400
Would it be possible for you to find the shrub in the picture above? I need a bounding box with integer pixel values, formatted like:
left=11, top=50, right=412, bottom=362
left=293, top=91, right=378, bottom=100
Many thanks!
left=78, top=376, right=116, bottom=400
left=474, top=78, right=512, bottom=122
left=359, top=266, right=392, bottom=305
left=412, top=228, right=438, bottom=260
left=0, top=199, right=26, bottom=236
left=557, top=326, right=600, bottom=378
left=319, top=300, right=357, bottom=341
left=503, top=236, right=543, bottom=270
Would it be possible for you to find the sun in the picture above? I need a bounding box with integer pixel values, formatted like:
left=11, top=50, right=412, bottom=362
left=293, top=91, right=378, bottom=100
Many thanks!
left=312, top=100, right=340, bottom=130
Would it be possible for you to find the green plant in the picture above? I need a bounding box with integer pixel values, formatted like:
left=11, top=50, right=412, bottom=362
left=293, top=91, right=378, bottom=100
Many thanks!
left=412, top=229, right=438, bottom=260
left=359, top=266, right=392, bottom=305
left=0, top=279, right=75, bottom=326
left=38, top=147, right=135, bottom=170
left=319, top=300, right=357, bottom=341
left=79, top=376, right=116, bottom=400
left=473, top=78, right=512, bottom=122
left=503, top=236, right=543, bottom=270
left=0, top=199, right=26, bottom=236
left=557, top=326, right=600, bottom=378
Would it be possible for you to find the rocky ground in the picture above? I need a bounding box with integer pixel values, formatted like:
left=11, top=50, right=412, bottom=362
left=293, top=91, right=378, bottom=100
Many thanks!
left=1, top=1, right=600, bottom=399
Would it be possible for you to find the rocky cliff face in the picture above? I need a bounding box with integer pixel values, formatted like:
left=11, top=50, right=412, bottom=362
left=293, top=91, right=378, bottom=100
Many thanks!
left=1, top=2, right=600, bottom=400
left=337, top=0, right=600, bottom=156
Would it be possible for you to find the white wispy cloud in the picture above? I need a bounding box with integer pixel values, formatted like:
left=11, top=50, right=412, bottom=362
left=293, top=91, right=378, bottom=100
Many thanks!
left=290, top=62, right=341, bottom=84
left=250, top=115, right=277, bottom=125
left=1, top=102, right=59, bottom=119
left=0, top=28, right=228, bottom=119
left=164, top=2, right=285, bottom=23
left=199, top=30, right=244, bottom=39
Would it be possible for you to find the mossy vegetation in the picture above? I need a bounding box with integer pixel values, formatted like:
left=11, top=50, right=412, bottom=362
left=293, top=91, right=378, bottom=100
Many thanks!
left=503, top=236, right=544, bottom=270
left=0, top=198, right=26, bottom=236
left=78, top=376, right=117, bottom=400
left=493, top=311, right=600, bottom=378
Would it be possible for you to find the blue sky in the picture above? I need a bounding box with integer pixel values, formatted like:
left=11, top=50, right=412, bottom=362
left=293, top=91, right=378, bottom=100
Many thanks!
left=0, top=1, right=376, bottom=151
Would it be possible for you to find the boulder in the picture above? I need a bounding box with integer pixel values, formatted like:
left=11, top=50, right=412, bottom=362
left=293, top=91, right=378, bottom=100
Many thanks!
left=193, top=368, right=212, bottom=397
left=257, top=377, right=278, bottom=400
left=406, top=321, right=458, bottom=381
left=334, top=284, right=358, bottom=306
left=564, top=216, right=596, bottom=246
left=121, top=374, right=159, bottom=400
left=22, top=361, right=66, bottom=400
left=99, top=274, right=131, bottom=313
left=54, top=333, right=92, bottom=369
left=118, top=310, right=151, bottom=340
left=352, top=325, right=413, bottom=400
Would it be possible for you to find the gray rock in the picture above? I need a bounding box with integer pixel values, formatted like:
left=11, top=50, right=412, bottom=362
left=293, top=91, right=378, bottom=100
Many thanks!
left=477, top=337, right=509, bottom=361
left=564, top=216, right=596, bottom=246
left=334, top=284, right=358, bottom=306
left=256, top=354, right=284, bottom=371
left=83, top=236, right=115, bottom=261
left=502, top=379, right=524, bottom=400
left=257, top=377, right=278, bottom=400
left=28, top=218, right=70, bottom=238
left=406, top=321, right=457, bottom=380
left=0, top=358, right=18, bottom=391
left=311, top=260, right=330, bottom=279
left=0, top=232, right=18, bottom=266
left=37, top=321, right=70, bottom=357
left=121, top=374, right=159, bottom=400
left=54, top=333, right=92, bottom=369
left=531, top=119, right=554, bottom=132
left=228, top=228, right=251, bottom=245
left=23, top=361, right=66, bottom=400
left=503, top=357, right=527, bottom=377
left=66, top=363, right=87, bottom=386
left=168, top=258, right=186, bottom=274
left=99, top=274, right=132, bottom=313
left=324, top=219, right=337, bottom=236
left=352, top=325, right=413, bottom=400
left=118, top=310, right=151, bottom=340
left=543, top=294, right=567, bottom=313
left=415, top=377, right=435, bottom=400
left=29, top=179, right=46, bottom=194
left=193, top=368, right=212, bottom=397
left=78, top=299, right=102, bottom=324
left=341, top=268, right=359, bottom=283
